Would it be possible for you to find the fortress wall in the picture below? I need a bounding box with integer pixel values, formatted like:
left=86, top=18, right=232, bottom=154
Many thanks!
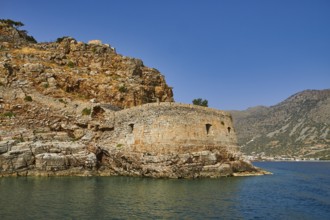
left=101, top=102, right=239, bottom=154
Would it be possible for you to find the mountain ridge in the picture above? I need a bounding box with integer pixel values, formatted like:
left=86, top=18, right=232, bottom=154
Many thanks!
left=230, top=89, right=330, bottom=160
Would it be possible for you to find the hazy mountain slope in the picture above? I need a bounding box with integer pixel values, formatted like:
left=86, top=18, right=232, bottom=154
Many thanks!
left=230, top=89, right=330, bottom=159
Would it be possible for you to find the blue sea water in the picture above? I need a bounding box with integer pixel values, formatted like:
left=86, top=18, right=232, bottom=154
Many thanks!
left=0, top=162, right=329, bottom=219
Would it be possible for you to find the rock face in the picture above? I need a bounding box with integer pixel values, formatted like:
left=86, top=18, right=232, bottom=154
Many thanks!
left=231, top=89, right=330, bottom=159
left=0, top=20, right=266, bottom=177
left=0, top=21, right=173, bottom=109
left=0, top=20, right=36, bottom=45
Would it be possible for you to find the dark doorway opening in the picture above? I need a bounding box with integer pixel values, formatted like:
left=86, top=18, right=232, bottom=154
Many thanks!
left=206, top=124, right=212, bottom=135
left=129, top=123, right=134, bottom=133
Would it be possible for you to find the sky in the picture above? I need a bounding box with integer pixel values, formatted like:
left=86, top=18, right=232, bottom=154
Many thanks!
left=1, top=0, right=329, bottom=110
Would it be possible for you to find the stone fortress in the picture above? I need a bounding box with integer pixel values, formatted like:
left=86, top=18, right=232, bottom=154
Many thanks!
left=65, top=101, right=263, bottom=178
left=96, top=102, right=237, bottom=155
left=0, top=19, right=267, bottom=177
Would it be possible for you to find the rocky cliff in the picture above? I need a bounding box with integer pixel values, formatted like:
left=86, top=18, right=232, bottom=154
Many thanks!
left=0, top=20, right=173, bottom=108
left=231, top=89, right=330, bottom=159
left=0, top=20, right=266, bottom=177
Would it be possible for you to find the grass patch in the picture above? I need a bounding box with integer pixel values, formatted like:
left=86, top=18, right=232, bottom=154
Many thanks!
left=13, top=47, right=48, bottom=55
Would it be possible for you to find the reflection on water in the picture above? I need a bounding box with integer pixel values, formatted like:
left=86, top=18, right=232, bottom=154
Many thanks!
left=1, top=162, right=330, bottom=219
left=0, top=177, right=242, bottom=219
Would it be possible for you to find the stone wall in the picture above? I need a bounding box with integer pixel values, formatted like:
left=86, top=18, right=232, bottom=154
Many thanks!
left=85, top=102, right=265, bottom=178
left=98, top=102, right=238, bottom=155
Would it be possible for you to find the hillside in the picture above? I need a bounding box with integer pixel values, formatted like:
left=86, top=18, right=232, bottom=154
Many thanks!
left=231, top=89, right=330, bottom=160
left=0, top=19, right=173, bottom=109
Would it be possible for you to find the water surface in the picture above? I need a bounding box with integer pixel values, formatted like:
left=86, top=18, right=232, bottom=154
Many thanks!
left=1, top=162, right=329, bottom=219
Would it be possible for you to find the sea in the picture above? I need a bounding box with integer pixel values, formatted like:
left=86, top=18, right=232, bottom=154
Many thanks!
left=0, top=162, right=329, bottom=220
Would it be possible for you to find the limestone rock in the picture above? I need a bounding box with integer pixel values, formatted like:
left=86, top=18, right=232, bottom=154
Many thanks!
left=88, top=40, right=102, bottom=45
left=22, top=63, right=44, bottom=73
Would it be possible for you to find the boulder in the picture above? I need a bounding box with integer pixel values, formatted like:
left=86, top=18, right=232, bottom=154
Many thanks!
left=35, top=153, right=67, bottom=171
left=22, top=63, right=44, bottom=73
left=88, top=40, right=102, bottom=45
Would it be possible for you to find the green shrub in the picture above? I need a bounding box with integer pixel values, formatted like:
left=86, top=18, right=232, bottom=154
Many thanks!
left=192, top=98, right=208, bottom=107
left=82, top=108, right=91, bottom=116
left=118, top=85, right=127, bottom=93
left=0, top=19, right=24, bottom=28
left=58, top=98, right=67, bottom=104
left=56, top=36, right=70, bottom=43
left=3, top=112, right=15, bottom=118
left=67, top=61, right=75, bottom=68
left=24, top=96, right=33, bottom=102
left=43, top=83, right=49, bottom=88
left=25, top=35, right=37, bottom=43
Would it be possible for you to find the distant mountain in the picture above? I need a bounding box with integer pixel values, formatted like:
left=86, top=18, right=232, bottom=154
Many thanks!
left=230, top=89, right=330, bottom=160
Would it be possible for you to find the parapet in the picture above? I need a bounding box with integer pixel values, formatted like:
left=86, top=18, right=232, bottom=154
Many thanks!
left=116, top=102, right=232, bottom=118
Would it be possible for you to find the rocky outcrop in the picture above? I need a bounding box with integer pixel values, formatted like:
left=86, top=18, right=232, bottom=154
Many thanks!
left=0, top=21, right=173, bottom=109
left=0, top=20, right=267, bottom=177
left=0, top=19, right=36, bottom=45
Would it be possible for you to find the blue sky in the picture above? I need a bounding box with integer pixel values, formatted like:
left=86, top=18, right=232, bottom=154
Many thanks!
left=1, top=0, right=329, bottom=110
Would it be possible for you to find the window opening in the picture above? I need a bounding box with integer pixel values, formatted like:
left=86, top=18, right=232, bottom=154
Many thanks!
left=129, top=123, right=134, bottom=133
left=206, top=124, right=212, bottom=135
